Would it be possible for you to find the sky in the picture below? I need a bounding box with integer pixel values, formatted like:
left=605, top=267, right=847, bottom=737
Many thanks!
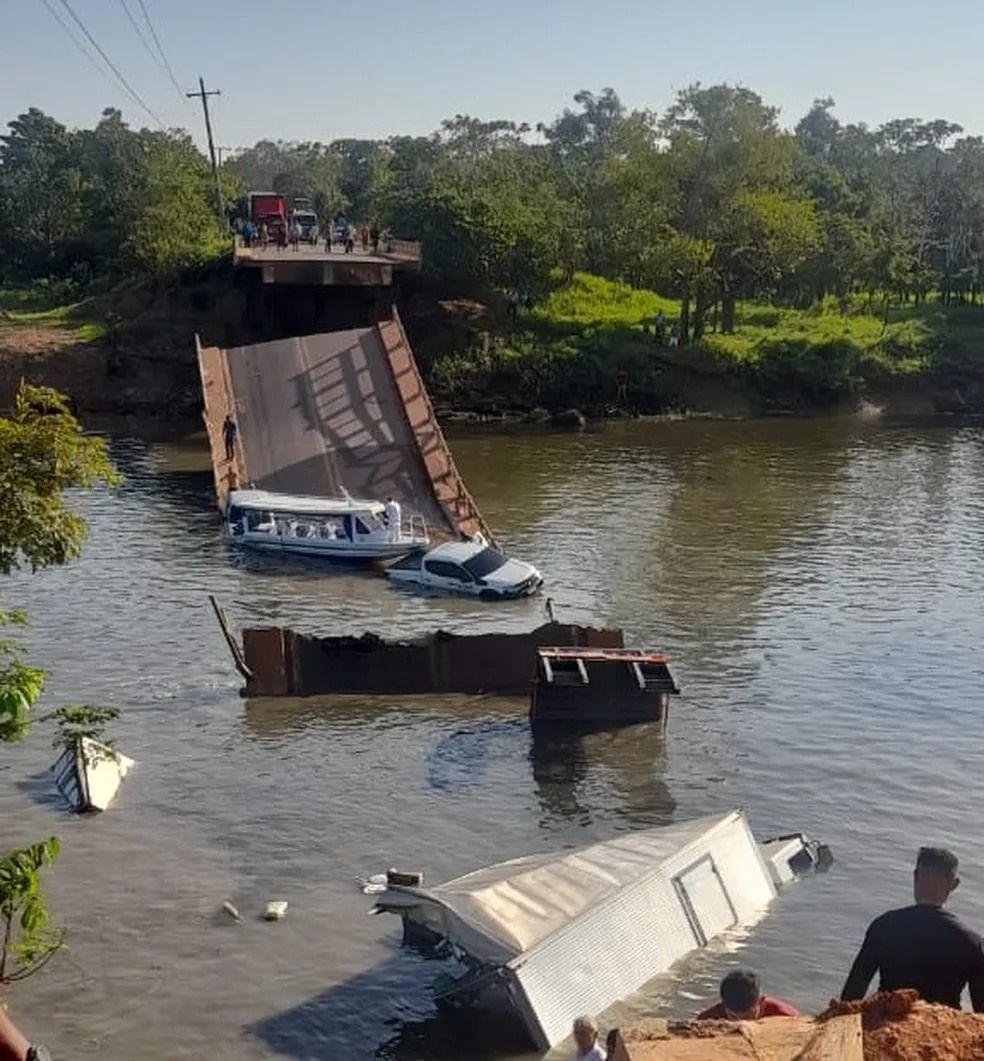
left=3, top=0, right=984, bottom=153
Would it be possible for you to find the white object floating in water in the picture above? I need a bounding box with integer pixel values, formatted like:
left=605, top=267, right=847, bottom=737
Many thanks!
left=222, top=901, right=242, bottom=922
left=51, top=737, right=135, bottom=813
left=264, top=901, right=288, bottom=921
left=358, top=872, right=388, bottom=895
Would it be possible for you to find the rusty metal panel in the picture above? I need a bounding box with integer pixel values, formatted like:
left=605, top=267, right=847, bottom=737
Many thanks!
left=197, top=337, right=247, bottom=512
left=379, top=314, right=493, bottom=541
left=244, top=623, right=625, bottom=697
left=243, top=628, right=289, bottom=696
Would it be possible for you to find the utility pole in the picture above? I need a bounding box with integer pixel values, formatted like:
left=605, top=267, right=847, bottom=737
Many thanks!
left=188, top=76, right=224, bottom=227
left=216, top=146, right=234, bottom=168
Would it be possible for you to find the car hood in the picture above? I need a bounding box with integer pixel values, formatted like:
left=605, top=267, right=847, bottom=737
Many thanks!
left=481, top=558, right=540, bottom=587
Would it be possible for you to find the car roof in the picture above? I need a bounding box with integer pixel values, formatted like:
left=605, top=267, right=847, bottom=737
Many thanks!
left=425, top=539, right=497, bottom=562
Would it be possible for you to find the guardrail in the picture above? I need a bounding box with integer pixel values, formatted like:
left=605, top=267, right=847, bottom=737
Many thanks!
left=231, top=232, right=422, bottom=263
left=385, top=238, right=423, bottom=261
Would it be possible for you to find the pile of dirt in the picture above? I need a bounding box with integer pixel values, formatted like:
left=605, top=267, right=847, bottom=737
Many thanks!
left=820, top=990, right=984, bottom=1060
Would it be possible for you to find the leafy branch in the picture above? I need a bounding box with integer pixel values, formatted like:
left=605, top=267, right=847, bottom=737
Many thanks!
left=0, top=611, right=45, bottom=744
left=0, top=838, right=63, bottom=986
left=45, top=705, right=121, bottom=752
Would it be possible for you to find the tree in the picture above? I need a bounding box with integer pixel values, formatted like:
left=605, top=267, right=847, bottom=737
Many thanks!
left=0, top=384, right=119, bottom=578
left=0, top=383, right=119, bottom=991
left=0, top=838, right=61, bottom=987
left=0, top=109, right=84, bottom=280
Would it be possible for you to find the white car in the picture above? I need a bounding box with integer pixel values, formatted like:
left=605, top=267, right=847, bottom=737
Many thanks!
left=386, top=539, right=543, bottom=600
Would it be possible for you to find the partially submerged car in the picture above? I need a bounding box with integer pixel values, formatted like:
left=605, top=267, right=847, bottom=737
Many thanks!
left=387, top=539, right=543, bottom=600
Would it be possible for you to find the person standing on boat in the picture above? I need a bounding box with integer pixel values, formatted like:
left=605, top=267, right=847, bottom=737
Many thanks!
left=384, top=497, right=402, bottom=542
left=222, top=414, right=238, bottom=462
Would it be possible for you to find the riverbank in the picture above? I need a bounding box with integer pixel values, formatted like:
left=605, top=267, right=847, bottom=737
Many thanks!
left=4, top=269, right=984, bottom=422
left=407, top=273, right=984, bottom=420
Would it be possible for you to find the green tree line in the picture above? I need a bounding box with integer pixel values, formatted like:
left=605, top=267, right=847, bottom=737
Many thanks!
left=6, top=85, right=984, bottom=341
left=0, top=107, right=239, bottom=283
left=226, top=85, right=984, bottom=339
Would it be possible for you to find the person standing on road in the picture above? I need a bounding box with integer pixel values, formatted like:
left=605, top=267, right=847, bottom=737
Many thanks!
left=841, top=846, right=984, bottom=1010
left=222, top=414, right=238, bottom=463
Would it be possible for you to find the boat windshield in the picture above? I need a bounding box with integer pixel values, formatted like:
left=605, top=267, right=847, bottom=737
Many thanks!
left=462, top=547, right=507, bottom=578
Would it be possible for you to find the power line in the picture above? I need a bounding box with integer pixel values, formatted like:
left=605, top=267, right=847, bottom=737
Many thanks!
left=37, top=0, right=126, bottom=95
left=115, top=0, right=182, bottom=102
left=134, top=0, right=185, bottom=102
left=55, top=0, right=166, bottom=129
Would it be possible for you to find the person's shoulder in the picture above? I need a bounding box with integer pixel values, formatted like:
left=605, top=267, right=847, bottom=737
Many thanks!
left=867, top=905, right=914, bottom=931
left=940, top=908, right=984, bottom=944
left=760, top=995, right=799, bottom=1017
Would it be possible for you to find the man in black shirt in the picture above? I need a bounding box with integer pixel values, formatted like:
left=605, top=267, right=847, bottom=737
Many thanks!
left=841, top=846, right=984, bottom=1010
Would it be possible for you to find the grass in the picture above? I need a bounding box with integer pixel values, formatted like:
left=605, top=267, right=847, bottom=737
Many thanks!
left=1, top=282, right=107, bottom=342
left=430, top=272, right=984, bottom=412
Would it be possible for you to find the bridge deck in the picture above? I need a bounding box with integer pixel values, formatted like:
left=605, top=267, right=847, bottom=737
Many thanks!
left=198, top=318, right=489, bottom=543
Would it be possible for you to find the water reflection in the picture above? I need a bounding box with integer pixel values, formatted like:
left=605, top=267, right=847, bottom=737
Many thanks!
left=10, top=417, right=984, bottom=1061
left=242, top=694, right=522, bottom=742
left=530, top=721, right=675, bottom=831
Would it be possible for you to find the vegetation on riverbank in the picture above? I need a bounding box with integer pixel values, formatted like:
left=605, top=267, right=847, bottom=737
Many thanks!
left=6, top=84, right=984, bottom=415
left=422, top=271, right=984, bottom=414
left=0, top=384, right=120, bottom=992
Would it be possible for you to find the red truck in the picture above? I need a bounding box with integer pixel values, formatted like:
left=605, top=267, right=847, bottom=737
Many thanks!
left=247, top=192, right=288, bottom=237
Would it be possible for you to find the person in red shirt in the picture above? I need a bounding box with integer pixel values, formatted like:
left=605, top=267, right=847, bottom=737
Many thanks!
left=697, top=969, right=799, bottom=1021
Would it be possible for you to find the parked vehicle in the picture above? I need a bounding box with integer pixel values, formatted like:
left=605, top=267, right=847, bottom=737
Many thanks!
left=290, top=210, right=319, bottom=244
left=247, top=191, right=288, bottom=232
left=386, top=538, right=543, bottom=599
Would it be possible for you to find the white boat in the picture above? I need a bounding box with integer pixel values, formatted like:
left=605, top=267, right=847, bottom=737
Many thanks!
left=386, top=538, right=543, bottom=599
left=51, top=737, right=135, bottom=813
left=369, top=810, right=830, bottom=1051
left=225, top=489, right=429, bottom=560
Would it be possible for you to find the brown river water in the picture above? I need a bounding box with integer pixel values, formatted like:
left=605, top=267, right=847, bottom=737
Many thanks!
left=3, top=416, right=984, bottom=1060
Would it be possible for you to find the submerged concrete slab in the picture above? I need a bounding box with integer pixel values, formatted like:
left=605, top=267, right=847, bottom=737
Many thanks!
left=198, top=318, right=489, bottom=542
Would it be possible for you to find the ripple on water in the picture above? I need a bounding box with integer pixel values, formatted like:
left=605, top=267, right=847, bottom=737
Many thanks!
left=5, top=421, right=984, bottom=1058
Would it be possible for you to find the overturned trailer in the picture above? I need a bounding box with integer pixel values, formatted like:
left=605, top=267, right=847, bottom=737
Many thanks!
left=236, top=620, right=625, bottom=697
left=370, top=810, right=830, bottom=1051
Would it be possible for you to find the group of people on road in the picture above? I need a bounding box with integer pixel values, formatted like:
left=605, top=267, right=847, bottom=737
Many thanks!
left=571, top=845, right=984, bottom=1059
left=239, top=214, right=385, bottom=255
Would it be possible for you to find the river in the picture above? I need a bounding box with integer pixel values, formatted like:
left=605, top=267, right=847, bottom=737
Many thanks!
left=3, top=416, right=984, bottom=1060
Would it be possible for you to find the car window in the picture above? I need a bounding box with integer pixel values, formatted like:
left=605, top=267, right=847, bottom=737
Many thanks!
left=462, top=547, right=508, bottom=578
left=424, top=559, right=473, bottom=582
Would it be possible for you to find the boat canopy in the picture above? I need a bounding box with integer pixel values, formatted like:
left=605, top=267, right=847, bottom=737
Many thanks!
left=375, top=810, right=764, bottom=965
left=227, top=489, right=385, bottom=517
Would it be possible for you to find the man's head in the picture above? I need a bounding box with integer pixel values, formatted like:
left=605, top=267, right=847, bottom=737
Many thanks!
left=572, top=1015, right=598, bottom=1052
left=719, top=969, right=761, bottom=1019
left=913, top=846, right=959, bottom=905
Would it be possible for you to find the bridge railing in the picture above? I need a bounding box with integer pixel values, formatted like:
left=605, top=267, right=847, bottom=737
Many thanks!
left=231, top=230, right=421, bottom=263
left=383, top=238, right=423, bottom=261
